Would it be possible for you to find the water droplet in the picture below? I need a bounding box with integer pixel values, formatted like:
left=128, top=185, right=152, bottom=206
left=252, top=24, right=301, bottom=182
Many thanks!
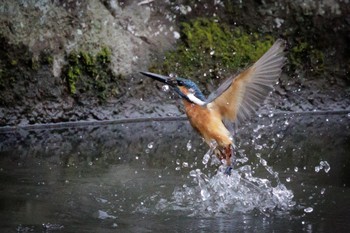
left=147, top=142, right=154, bottom=149
left=182, top=162, right=189, bottom=167
left=315, top=161, right=331, bottom=173
left=189, top=170, right=197, bottom=177
left=294, top=167, right=299, bottom=172
left=210, top=50, right=215, bottom=55
left=304, top=207, right=313, bottom=213
left=320, top=188, right=326, bottom=195
left=321, top=161, right=331, bottom=173
left=202, top=151, right=211, bottom=165
left=186, top=140, right=192, bottom=151
left=42, top=223, right=64, bottom=231
left=162, top=85, right=169, bottom=92
left=209, top=140, right=217, bottom=148
left=97, top=210, right=116, bottom=219
left=253, top=125, right=264, bottom=132
left=88, top=162, right=93, bottom=166
left=260, top=158, right=267, bottom=166
left=175, top=166, right=181, bottom=171
left=268, top=112, right=274, bottom=118
left=200, top=189, right=210, bottom=201
left=286, top=177, right=291, bottom=182
left=173, top=31, right=180, bottom=39
left=112, top=223, right=118, bottom=228
left=347, top=113, right=350, bottom=118
left=135, top=156, right=139, bottom=160
left=315, top=166, right=320, bottom=173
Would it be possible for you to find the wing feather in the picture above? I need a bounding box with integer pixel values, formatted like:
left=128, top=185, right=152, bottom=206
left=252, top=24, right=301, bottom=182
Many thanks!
left=207, top=39, right=286, bottom=124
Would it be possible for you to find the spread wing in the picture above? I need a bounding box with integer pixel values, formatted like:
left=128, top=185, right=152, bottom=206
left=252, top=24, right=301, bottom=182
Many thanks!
left=206, top=39, right=286, bottom=124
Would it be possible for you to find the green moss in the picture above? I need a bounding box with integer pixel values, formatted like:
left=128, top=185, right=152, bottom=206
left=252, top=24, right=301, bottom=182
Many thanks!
left=289, top=40, right=325, bottom=74
left=31, top=57, right=40, bottom=70
left=10, top=60, right=18, bottom=66
left=150, top=18, right=274, bottom=87
left=46, top=55, right=54, bottom=65
left=80, top=51, right=93, bottom=65
left=68, top=51, right=79, bottom=65
left=67, top=65, right=81, bottom=94
left=97, top=46, right=112, bottom=64
left=63, top=46, right=119, bottom=101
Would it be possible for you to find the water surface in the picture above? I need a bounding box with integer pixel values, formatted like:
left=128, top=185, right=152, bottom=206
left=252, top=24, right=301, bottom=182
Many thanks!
left=0, top=113, right=349, bottom=232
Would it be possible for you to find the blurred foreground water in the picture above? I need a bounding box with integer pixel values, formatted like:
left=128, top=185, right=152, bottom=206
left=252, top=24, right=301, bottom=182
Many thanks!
left=0, top=113, right=349, bottom=232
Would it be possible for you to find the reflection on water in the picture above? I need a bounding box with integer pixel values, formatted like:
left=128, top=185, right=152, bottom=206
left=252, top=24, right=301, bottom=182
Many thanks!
left=0, top=113, right=350, bottom=232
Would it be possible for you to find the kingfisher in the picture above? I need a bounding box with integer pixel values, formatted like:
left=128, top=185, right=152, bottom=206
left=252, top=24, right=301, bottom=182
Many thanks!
left=140, top=39, right=286, bottom=174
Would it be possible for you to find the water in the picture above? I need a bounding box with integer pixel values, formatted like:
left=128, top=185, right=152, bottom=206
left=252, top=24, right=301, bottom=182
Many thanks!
left=0, top=113, right=350, bottom=232
left=153, top=165, right=294, bottom=217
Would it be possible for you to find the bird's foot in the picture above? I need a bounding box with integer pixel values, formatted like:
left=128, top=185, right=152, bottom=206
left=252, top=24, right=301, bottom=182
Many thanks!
left=224, top=166, right=233, bottom=175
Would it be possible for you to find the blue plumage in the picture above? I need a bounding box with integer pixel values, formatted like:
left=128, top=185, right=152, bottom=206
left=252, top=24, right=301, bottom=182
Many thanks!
left=176, top=77, right=207, bottom=101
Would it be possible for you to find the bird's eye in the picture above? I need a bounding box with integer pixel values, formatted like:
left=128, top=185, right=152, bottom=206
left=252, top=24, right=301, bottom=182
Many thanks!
left=177, top=80, right=184, bottom=86
left=167, top=78, right=177, bottom=86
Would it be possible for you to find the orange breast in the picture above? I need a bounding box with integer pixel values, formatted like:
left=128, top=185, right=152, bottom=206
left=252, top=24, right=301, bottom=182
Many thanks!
left=183, top=100, right=232, bottom=147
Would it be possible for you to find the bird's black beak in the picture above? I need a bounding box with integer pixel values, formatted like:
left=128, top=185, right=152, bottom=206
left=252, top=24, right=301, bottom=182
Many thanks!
left=140, top=71, right=176, bottom=87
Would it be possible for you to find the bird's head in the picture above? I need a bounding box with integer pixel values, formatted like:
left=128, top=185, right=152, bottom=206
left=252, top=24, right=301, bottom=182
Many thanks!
left=140, top=71, right=207, bottom=105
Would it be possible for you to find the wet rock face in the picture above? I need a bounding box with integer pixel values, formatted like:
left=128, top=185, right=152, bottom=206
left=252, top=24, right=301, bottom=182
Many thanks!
left=0, top=0, right=176, bottom=74
left=0, top=0, right=349, bottom=126
left=0, top=0, right=179, bottom=126
left=0, top=35, right=66, bottom=112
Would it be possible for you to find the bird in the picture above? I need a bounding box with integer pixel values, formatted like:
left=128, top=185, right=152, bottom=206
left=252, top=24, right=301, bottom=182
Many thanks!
left=140, top=39, right=286, bottom=174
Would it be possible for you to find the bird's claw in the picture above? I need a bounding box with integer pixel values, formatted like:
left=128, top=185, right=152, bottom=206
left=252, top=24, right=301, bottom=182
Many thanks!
left=224, top=166, right=233, bottom=175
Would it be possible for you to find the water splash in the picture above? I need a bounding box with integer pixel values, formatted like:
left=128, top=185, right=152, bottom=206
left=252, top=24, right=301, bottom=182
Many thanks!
left=162, top=84, right=170, bottom=92
left=202, top=141, right=218, bottom=165
left=303, top=207, right=313, bottom=213
left=138, top=131, right=295, bottom=217
left=147, top=142, right=154, bottom=149
left=97, top=210, right=117, bottom=220
left=314, top=161, right=330, bottom=173
left=42, top=223, right=64, bottom=231
left=186, top=140, right=192, bottom=151
left=155, top=164, right=294, bottom=216
left=202, top=149, right=212, bottom=165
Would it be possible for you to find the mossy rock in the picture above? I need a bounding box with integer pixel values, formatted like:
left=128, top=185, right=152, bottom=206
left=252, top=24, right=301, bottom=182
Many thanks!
left=63, top=46, right=121, bottom=101
left=0, top=35, right=58, bottom=107
left=288, top=40, right=325, bottom=75
left=149, top=18, right=275, bottom=92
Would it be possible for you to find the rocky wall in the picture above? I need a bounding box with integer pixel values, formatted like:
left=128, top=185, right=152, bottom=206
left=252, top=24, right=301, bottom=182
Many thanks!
left=0, top=0, right=349, bottom=127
